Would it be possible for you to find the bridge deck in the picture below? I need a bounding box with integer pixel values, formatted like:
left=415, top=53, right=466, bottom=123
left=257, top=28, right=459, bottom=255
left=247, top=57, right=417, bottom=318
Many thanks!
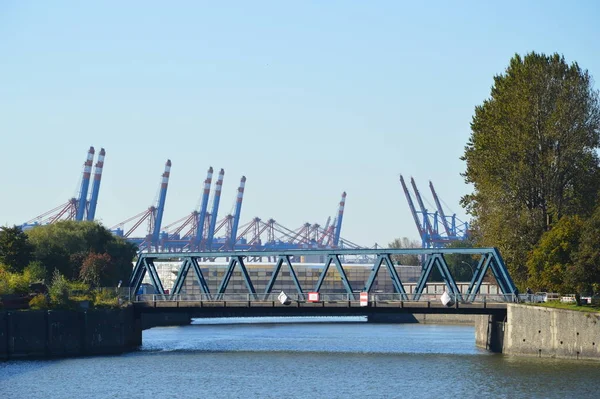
left=133, top=300, right=507, bottom=316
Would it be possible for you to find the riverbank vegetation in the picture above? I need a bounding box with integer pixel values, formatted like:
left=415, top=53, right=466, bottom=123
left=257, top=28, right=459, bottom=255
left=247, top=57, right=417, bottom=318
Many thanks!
left=462, top=52, right=600, bottom=296
left=0, top=221, right=137, bottom=309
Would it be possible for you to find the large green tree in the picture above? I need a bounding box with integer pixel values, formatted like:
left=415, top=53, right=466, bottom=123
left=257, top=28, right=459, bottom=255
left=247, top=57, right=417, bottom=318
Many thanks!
left=571, top=205, right=600, bottom=295
left=526, top=215, right=583, bottom=293
left=0, top=225, right=33, bottom=273
left=26, top=221, right=137, bottom=285
left=462, top=52, right=600, bottom=285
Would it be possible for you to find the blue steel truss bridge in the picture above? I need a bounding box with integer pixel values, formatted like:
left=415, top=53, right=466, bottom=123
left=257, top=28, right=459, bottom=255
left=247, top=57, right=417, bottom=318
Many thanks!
left=129, top=247, right=518, bottom=307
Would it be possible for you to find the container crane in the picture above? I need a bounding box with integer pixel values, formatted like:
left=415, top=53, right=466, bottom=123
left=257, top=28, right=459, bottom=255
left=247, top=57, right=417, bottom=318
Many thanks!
left=86, top=148, right=105, bottom=221
left=75, top=147, right=95, bottom=221
left=399, top=175, right=425, bottom=242
left=193, top=167, right=214, bottom=250
left=206, top=169, right=224, bottom=250
left=229, top=176, right=246, bottom=249
left=333, top=192, right=346, bottom=247
left=429, top=181, right=453, bottom=237
left=24, top=147, right=101, bottom=228
left=109, top=159, right=171, bottom=251
left=150, top=160, right=171, bottom=249
left=400, top=175, right=470, bottom=248
left=410, top=177, right=434, bottom=239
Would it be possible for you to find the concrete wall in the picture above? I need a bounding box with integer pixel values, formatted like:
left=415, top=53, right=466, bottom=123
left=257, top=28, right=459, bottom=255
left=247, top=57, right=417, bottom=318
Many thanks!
left=0, top=307, right=141, bottom=360
left=503, top=304, right=600, bottom=360
left=475, top=314, right=504, bottom=352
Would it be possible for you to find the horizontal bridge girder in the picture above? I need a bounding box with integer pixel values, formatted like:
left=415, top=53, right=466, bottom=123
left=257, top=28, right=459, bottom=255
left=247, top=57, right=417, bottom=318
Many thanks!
left=138, top=247, right=504, bottom=259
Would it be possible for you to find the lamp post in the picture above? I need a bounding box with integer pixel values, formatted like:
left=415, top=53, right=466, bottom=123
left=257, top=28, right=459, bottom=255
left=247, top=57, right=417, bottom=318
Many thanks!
left=460, top=261, right=474, bottom=276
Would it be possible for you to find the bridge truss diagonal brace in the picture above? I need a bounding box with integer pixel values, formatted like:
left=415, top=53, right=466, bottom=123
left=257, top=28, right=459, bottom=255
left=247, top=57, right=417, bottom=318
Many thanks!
left=264, top=255, right=303, bottom=299
left=412, top=254, right=461, bottom=301
left=216, top=256, right=256, bottom=299
left=314, top=254, right=354, bottom=294
left=363, top=254, right=408, bottom=299
left=145, top=258, right=166, bottom=295
left=466, top=254, right=492, bottom=301
left=129, top=257, right=146, bottom=291
left=466, top=250, right=518, bottom=300
left=171, top=257, right=211, bottom=297
left=129, top=257, right=165, bottom=296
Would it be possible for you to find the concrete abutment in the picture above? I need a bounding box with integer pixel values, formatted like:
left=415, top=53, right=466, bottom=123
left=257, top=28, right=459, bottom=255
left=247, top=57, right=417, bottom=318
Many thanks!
left=0, top=307, right=142, bottom=360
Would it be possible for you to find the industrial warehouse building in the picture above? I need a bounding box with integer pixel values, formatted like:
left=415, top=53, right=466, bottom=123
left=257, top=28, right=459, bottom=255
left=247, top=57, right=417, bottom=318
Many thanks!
left=142, top=262, right=500, bottom=296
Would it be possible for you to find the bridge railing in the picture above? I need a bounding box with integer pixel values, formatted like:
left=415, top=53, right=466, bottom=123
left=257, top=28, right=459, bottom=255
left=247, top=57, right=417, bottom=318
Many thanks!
left=132, top=292, right=518, bottom=304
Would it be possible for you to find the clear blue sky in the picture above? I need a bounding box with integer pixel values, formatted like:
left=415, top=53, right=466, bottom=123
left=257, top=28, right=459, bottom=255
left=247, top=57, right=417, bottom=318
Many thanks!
left=1, top=1, right=599, bottom=246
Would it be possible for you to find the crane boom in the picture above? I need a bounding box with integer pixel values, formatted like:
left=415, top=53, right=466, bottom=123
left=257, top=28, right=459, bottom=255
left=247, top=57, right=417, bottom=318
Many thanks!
left=87, top=148, right=105, bottom=221
left=229, top=176, right=246, bottom=249
left=429, top=181, right=452, bottom=237
left=76, top=147, right=95, bottom=221
left=333, top=192, right=346, bottom=247
left=193, top=167, right=214, bottom=250
left=410, top=177, right=434, bottom=237
left=400, top=175, right=424, bottom=238
left=206, top=169, right=224, bottom=250
left=151, top=160, right=171, bottom=248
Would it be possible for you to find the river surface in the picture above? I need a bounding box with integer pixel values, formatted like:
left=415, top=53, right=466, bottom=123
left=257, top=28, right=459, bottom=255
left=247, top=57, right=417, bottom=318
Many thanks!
left=1, top=317, right=599, bottom=398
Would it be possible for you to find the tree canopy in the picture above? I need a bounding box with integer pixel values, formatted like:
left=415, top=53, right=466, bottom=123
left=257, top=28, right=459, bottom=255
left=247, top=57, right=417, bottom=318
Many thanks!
left=526, top=215, right=583, bottom=293
left=25, top=221, right=137, bottom=286
left=461, top=52, right=600, bottom=286
left=0, top=225, right=33, bottom=273
left=571, top=204, right=600, bottom=294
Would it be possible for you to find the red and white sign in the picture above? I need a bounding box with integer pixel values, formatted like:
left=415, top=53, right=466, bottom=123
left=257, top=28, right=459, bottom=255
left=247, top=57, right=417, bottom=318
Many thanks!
left=360, top=292, right=369, bottom=307
left=307, top=292, right=320, bottom=302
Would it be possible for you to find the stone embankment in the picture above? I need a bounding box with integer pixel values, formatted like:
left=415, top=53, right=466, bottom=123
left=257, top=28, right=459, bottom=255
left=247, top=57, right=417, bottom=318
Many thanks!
left=477, top=304, right=600, bottom=360
left=0, top=307, right=141, bottom=360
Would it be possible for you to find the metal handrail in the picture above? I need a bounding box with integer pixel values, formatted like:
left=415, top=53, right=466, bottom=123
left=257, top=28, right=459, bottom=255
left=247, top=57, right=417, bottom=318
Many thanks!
left=131, top=292, right=517, bottom=304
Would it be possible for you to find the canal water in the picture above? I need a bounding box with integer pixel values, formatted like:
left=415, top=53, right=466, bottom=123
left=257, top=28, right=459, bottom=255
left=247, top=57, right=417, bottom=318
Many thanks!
left=1, top=317, right=599, bottom=398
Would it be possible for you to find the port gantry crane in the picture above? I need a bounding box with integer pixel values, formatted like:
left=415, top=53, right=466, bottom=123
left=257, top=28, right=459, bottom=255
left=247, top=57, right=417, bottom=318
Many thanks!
left=110, top=159, right=171, bottom=252
left=23, top=146, right=106, bottom=228
left=400, top=175, right=469, bottom=248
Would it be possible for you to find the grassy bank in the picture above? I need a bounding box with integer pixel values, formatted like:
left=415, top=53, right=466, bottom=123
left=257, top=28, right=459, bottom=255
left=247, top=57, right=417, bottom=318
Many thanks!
left=532, top=302, right=600, bottom=313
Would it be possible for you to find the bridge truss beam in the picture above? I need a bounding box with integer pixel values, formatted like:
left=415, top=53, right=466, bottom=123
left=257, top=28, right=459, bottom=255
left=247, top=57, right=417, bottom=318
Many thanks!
left=129, top=247, right=518, bottom=301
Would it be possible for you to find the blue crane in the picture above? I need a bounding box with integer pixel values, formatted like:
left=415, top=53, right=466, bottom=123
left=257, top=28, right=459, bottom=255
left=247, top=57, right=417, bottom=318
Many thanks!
left=333, top=192, right=346, bottom=247
left=75, top=147, right=95, bottom=221
left=229, top=176, right=246, bottom=249
left=86, top=148, right=105, bottom=221
left=429, top=181, right=453, bottom=237
left=151, top=160, right=171, bottom=249
left=193, top=167, right=213, bottom=250
left=399, top=175, right=426, bottom=244
left=410, top=177, right=435, bottom=240
left=206, top=168, right=225, bottom=250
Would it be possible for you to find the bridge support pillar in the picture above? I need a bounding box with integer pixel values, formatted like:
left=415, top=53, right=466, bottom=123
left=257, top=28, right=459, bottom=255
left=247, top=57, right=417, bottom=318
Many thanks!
left=130, top=316, right=143, bottom=347
left=476, top=314, right=505, bottom=353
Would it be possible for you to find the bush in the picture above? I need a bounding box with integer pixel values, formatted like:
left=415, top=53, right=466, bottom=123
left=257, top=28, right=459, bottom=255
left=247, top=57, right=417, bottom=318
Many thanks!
left=29, top=294, right=49, bottom=310
left=24, top=261, right=47, bottom=283
left=93, top=289, right=120, bottom=308
left=7, top=272, right=30, bottom=294
left=48, top=269, right=71, bottom=308
left=0, top=265, right=9, bottom=295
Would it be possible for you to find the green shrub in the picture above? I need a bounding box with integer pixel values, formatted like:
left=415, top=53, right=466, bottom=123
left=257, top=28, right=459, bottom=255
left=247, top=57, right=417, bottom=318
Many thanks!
left=29, top=294, right=49, bottom=310
left=94, top=289, right=120, bottom=308
left=0, top=271, right=9, bottom=295
left=7, top=272, right=30, bottom=294
left=23, top=261, right=47, bottom=283
left=48, top=269, right=71, bottom=308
